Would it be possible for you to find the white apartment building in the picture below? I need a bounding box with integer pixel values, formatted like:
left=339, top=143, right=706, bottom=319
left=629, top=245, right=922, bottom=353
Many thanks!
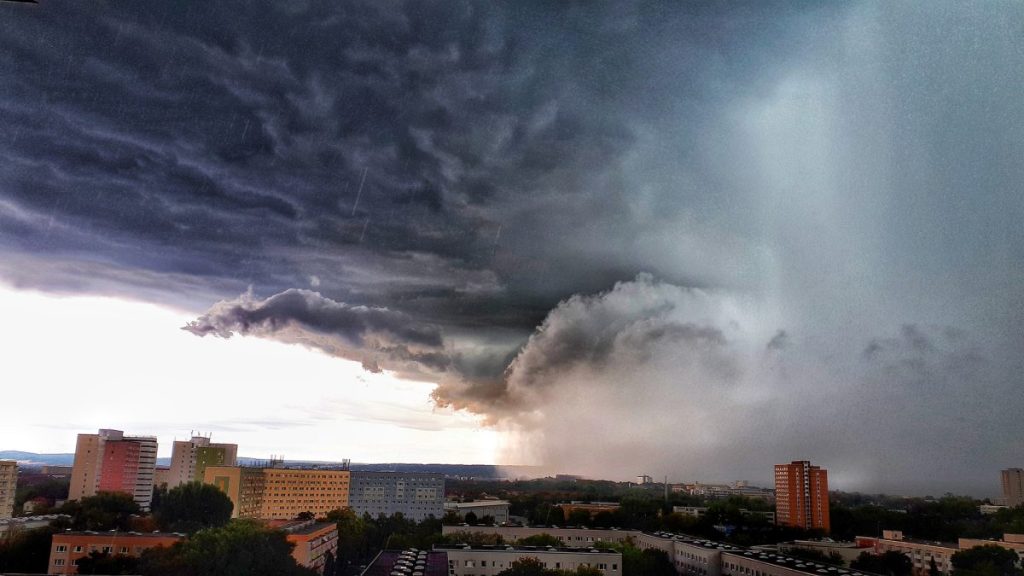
left=440, top=545, right=621, bottom=576
left=445, top=500, right=511, bottom=524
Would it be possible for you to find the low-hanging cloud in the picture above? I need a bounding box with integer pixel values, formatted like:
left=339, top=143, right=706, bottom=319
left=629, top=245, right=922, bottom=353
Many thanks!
left=183, top=272, right=1020, bottom=494
left=183, top=288, right=452, bottom=378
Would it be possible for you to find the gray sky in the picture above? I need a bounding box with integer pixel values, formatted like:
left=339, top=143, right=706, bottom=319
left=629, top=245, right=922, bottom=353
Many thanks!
left=0, top=1, right=1021, bottom=495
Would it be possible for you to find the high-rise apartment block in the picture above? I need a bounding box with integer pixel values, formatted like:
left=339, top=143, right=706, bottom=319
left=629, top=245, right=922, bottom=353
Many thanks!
left=348, top=471, right=444, bottom=522
left=166, top=435, right=238, bottom=488
left=203, top=466, right=446, bottom=522
left=69, top=429, right=158, bottom=511
left=205, top=465, right=351, bottom=520
left=775, top=460, right=830, bottom=532
left=1001, top=469, right=1024, bottom=507
left=0, top=461, right=17, bottom=519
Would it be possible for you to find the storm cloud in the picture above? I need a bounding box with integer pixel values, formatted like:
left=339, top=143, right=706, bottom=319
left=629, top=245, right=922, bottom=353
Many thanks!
left=1, top=1, right=1023, bottom=494
left=183, top=288, right=450, bottom=377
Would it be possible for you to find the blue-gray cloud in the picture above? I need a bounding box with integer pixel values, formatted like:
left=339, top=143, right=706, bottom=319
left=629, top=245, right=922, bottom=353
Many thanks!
left=1, top=0, right=1022, bottom=494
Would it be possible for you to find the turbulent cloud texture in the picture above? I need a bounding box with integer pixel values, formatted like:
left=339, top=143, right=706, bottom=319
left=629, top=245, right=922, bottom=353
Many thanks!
left=183, top=289, right=449, bottom=377
left=1, top=1, right=1023, bottom=493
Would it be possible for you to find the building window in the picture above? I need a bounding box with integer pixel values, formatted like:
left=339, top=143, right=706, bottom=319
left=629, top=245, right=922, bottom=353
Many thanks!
left=54, top=559, right=66, bottom=566
left=55, top=544, right=68, bottom=552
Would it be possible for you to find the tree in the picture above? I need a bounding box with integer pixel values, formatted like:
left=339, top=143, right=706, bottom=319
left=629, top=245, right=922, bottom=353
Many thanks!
left=465, top=511, right=479, bottom=525
left=952, top=545, right=1023, bottom=576
left=323, top=550, right=336, bottom=576
left=0, top=526, right=55, bottom=574
left=154, top=482, right=233, bottom=534
left=497, top=557, right=549, bottom=576
left=567, top=509, right=592, bottom=527
left=15, top=477, right=69, bottom=514
left=327, top=508, right=368, bottom=567
left=443, top=509, right=462, bottom=525
left=519, top=533, right=563, bottom=547
left=621, top=547, right=676, bottom=576
left=851, top=551, right=914, bottom=576
left=138, top=520, right=316, bottom=576
left=787, top=547, right=845, bottom=566
left=592, top=510, right=619, bottom=528
left=76, top=551, right=140, bottom=575
left=62, top=492, right=140, bottom=531
left=931, top=557, right=942, bottom=576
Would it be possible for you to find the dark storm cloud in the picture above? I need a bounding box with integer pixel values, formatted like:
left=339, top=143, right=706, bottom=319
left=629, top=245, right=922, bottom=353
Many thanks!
left=2, top=1, right=1024, bottom=494
left=0, top=1, right=827, bottom=322
left=183, top=288, right=449, bottom=376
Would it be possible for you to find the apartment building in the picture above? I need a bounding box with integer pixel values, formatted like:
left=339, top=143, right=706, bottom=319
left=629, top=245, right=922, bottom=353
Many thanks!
left=673, top=506, right=776, bottom=524
left=0, top=461, right=17, bottom=519
left=1001, top=469, right=1024, bottom=507
left=204, top=465, right=266, bottom=519
left=444, top=500, right=511, bottom=524
left=349, top=471, right=444, bottom=522
left=440, top=544, right=622, bottom=576
left=442, top=525, right=635, bottom=548
left=166, top=435, right=238, bottom=488
left=775, top=461, right=830, bottom=532
left=277, top=520, right=340, bottom=575
left=204, top=465, right=350, bottom=520
left=859, top=531, right=956, bottom=576
left=48, top=531, right=184, bottom=575
left=262, top=468, right=350, bottom=520
left=360, top=549, right=449, bottom=576
left=959, top=533, right=1024, bottom=555
left=558, top=501, right=621, bottom=521
left=442, top=526, right=883, bottom=576
left=68, top=429, right=158, bottom=511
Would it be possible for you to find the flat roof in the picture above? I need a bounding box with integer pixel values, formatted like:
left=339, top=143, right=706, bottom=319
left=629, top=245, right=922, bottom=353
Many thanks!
left=361, top=549, right=448, bottom=576
left=723, top=549, right=882, bottom=576
left=862, top=536, right=958, bottom=550
left=436, top=544, right=620, bottom=555
left=445, top=500, right=510, bottom=507
left=280, top=521, right=337, bottom=536
left=56, top=531, right=186, bottom=538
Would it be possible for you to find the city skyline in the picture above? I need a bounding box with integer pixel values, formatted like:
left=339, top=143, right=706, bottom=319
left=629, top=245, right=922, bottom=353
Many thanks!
left=2, top=2, right=1023, bottom=496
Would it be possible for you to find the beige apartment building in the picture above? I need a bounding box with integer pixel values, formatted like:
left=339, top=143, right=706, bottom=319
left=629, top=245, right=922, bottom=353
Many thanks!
left=959, top=533, right=1024, bottom=555
left=166, top=435, right=238, bottom=488
left=440, top=545, right=622, bottom=576
left=204, top=466, right=350, bottom=520
left=0, top=461, right=17, bottom=519
left=261, top=468, right=350, bottom=520
left=860, top=531, right=956, bottom=575
left=281, top=521, right=340, bottom=575
left=1001, top=469, right=1024, bottom=507
left=443, top=525, right=636, bottom=548
left=204, top=465, right=266, bottom=519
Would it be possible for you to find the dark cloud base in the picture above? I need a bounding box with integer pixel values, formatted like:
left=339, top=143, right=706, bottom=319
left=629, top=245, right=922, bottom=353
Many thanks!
left=1, top=1, right=1023, bottom=494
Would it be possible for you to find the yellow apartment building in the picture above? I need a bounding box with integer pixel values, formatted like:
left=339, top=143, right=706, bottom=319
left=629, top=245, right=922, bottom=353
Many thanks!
left=204, top=466, right=350, bottom=520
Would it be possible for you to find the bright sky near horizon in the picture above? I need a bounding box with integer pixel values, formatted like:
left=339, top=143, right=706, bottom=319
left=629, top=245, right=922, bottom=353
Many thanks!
left=0, top=283, right=500, bottom=464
